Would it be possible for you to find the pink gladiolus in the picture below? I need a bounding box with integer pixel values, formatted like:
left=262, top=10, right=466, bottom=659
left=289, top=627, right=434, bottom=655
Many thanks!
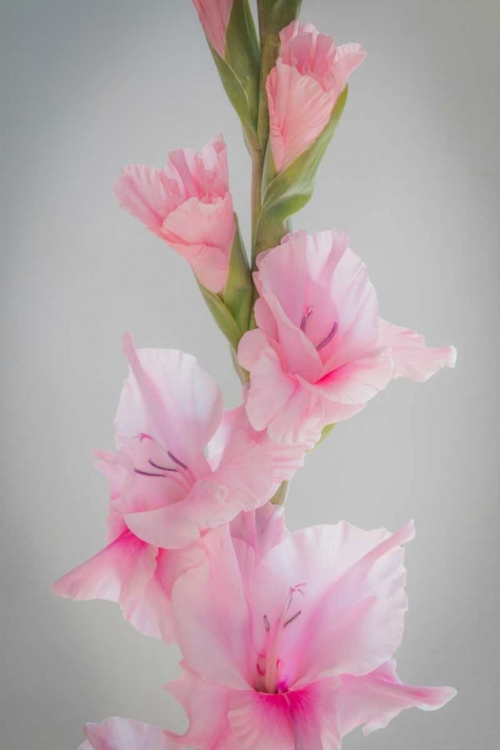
left=78, top=717, right=177, bottom=750
left=115, top=136, right=234, bottom=293
left=238, top=230, right=457, bottom=446
left=267, top=22, right=366, bottom=171
left=166, top=522, right=455, bottom=749
left=53, top=333, right=273, bottom=642
left=193, top=0, right=233, bottom=58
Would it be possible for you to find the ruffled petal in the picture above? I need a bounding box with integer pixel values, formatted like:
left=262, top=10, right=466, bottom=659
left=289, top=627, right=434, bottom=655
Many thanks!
left=114, top=165, right=171, bottom=232
left=79, top=716, right=174, bottom=749
left=267, top=61, right=336, bottom=171
left=378, top=318, right=457, bottom=382
left=165, top=666, right=231, bottom=749
left=337, top=660, right=456, bottom=737
left=249, top=522, right=414, bottom=688
left=193, top=0, right=233, bottom=58
left=310, top=348, right=393, bottom=404
left=52, top=531, right=173, bottom=641
left=116, top=333, right=223, bottom=467
left=162, top=194, right=234, bottom=293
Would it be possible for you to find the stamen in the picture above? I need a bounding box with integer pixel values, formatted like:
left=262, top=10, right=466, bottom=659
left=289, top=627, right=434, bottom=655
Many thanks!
left=148, top=460, right=178, bottom=473
left=167, top=451, right=188, bottom=471
left=316, top=321, right=338, bottom=351
left=300, top=305, right=313, bottom=332
left=263, top=615, right=270, bottom=633
left=134, top=469, right=166, bottom=478
left=284, top=610, right=302, bottom=628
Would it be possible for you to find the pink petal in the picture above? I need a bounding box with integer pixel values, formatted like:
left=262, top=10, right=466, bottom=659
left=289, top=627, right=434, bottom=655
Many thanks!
left=242, top=344, right=297, bottom=433
left=267, top=60, right=336, bottom=171
left=52, top=531, right=173, bottom=641
left=162, top=193, right=234, bottom=293
left=171, top=526, right=254, bottom=690
left=378, top=318, right=457, bottom=382
left=250, top=522, right=415, bottom=687
left=117, top=333, right=223, bottom=468
left=125, top=430, right=274, bottom=548
left=193, top=0, right=233, bottom=58
left=79, top=717, right=174, bottom=750
left=337, top=660, right=456, bottom=737
left=230, top=503, right=289, bottom=558
left=228, top=678, right=341, bottom=750
left=266, top=382, right=325, bottom=447
left=237, top=329, right=270, bottom=372
left=309, top=348, right=394, bottom=404
left=114, top=165, right=170, bottom=232
left=165, top=667, right=231, bottom=749
left=333, top=43, right=366, bottom=83
left=208, top=404, right=307, bottom=487
left=210, top=430, right=275, bottom=511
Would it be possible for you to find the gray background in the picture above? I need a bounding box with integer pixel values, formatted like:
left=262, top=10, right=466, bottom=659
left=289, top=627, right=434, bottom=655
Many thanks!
left=1, top=0, right=498, bottom=748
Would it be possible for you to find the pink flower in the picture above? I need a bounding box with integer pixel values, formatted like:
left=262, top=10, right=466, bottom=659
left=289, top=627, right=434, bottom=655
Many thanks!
left=238, top=230, right=457, bottom=446
left=267, top=22, right=366, bottom=171
left=78, top=717, right=178, bottom=749
left=193, top=0, right=233, bottom=58
left=166, top=522, right=455, bottom=749
left=53, top=333, right=273, bottom=642
left=115, top=136, right=235, bottom=293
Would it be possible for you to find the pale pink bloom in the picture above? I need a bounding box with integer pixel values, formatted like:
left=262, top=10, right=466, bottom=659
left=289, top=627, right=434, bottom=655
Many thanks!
left=238, top=230, right=457, bottom=446
left=78, top=717, right=178, bottom=750
left=267, top=22, right=366, bottom=171
left=53, top=333, right=273, bottom=642
left=115, top=136, right=234, bottom=293
left=167, top=522, right=455, bottom=749
left=193, top=0, right=233, bottom=57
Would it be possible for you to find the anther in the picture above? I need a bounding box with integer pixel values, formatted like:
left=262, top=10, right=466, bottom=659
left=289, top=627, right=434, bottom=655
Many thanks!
left=284, top=610, right=302, bottom=628
left=167, top=451, right=188, bottom=471
left=134, top=469, right=165, bottom=478
left=263, top=615, right=270, bottom=632
left=316, top=321, right=338, bottom=351
left=300, top=306, right=314, bottom=333
left=149, top=460, right=178, bottom=473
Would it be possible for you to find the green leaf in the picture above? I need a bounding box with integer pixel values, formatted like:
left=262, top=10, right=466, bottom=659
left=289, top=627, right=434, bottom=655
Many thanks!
left=317, top=423, right=336, bottom=446
left=254, top=86, right=349, bottom=257
left=197, top=281, right=242, bottom=352
left=208, top=0, right=260, bottom=139
left=223, top=215, right=252, bottom=334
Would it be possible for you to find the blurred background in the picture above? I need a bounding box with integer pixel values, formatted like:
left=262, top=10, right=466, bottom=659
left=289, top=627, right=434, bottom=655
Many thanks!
left=1, top=0, right=498, bottom=748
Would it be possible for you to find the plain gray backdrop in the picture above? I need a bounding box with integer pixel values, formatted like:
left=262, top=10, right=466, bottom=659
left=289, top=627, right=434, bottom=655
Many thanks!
left=1, top=1, right=499, bottom=748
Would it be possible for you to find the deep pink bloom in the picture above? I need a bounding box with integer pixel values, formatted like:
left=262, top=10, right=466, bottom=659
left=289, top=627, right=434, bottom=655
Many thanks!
left=238, top=230, right=457, bottom=446
left=115, top=136, right=234, bottom=293
left=78, top=717, right=178, bottom=749
left=193, top=0, right=233, bottom=57
left=267, top=22, right=365, bottom=171
left=167, top=522, right=455, bottom=749
left=53, top=333, right=273, bottom=642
